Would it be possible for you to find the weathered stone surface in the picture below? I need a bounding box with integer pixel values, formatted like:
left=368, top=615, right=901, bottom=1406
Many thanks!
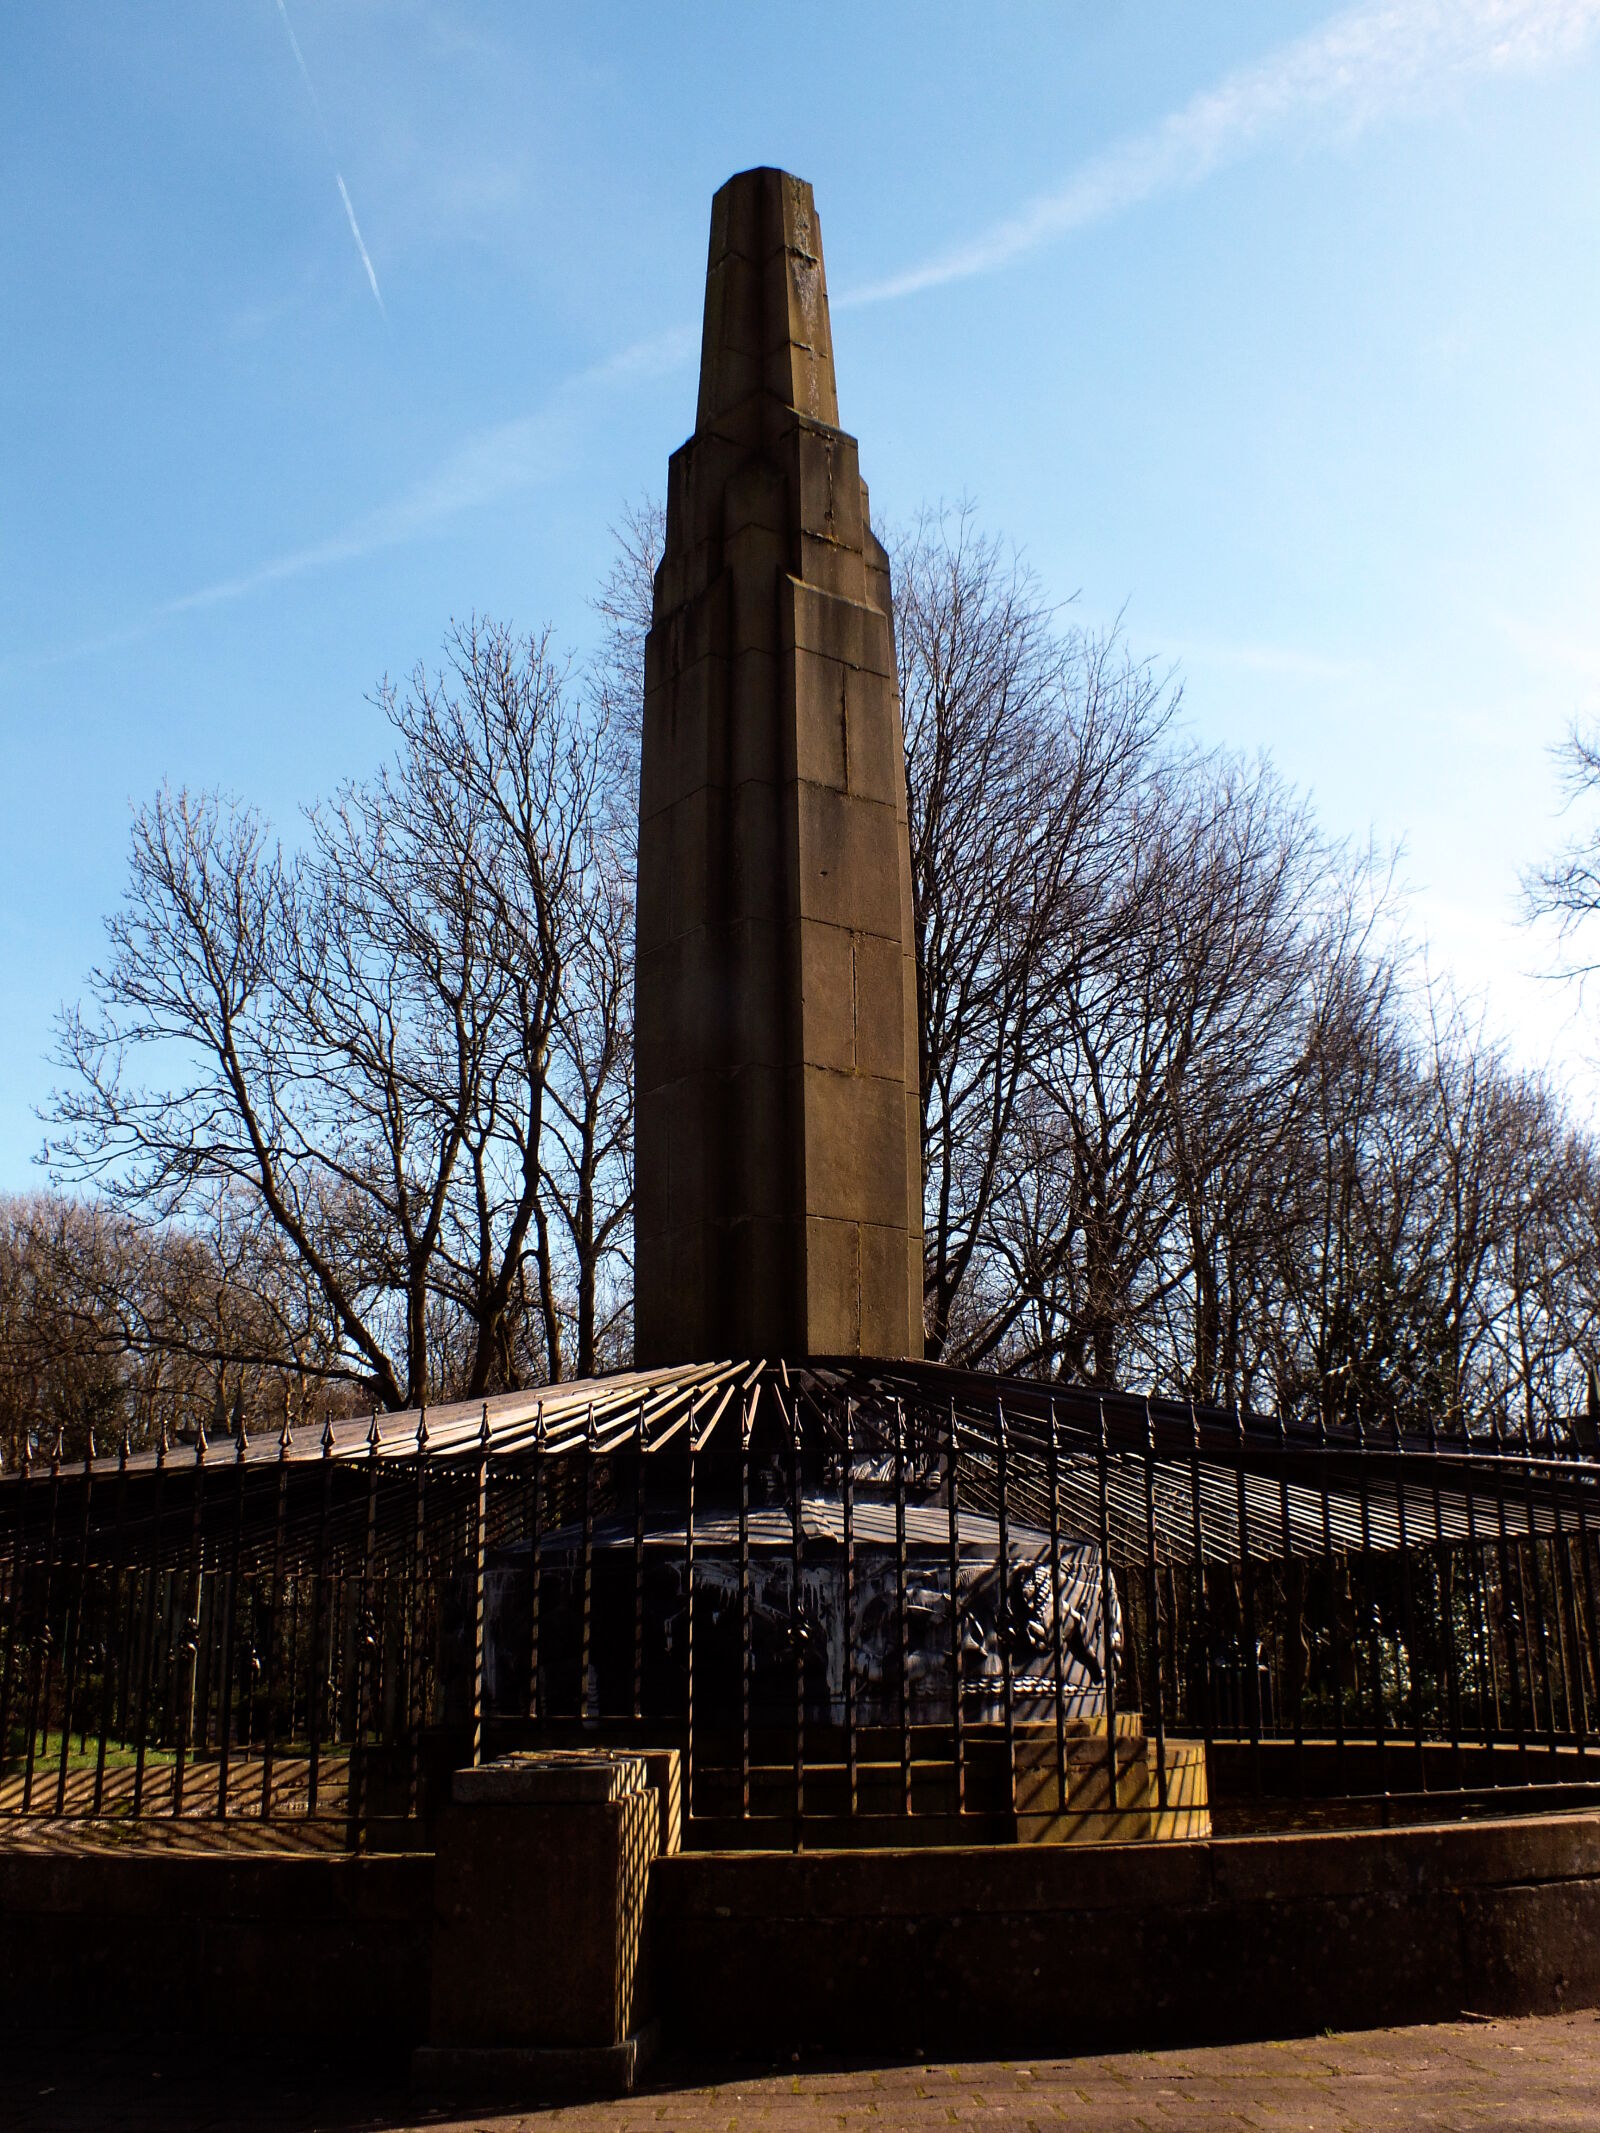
left=451, top=1750, right=650, bottom=1807
left=635, top=170, right=923, bottom=1365
left=651, top=1811, right=1600, bottom=2060
left=428, top=1750, right=659, bottom=2058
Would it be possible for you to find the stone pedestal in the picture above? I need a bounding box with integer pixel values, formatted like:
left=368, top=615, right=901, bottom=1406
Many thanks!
left=413, top=1750, right=666, bottom=2102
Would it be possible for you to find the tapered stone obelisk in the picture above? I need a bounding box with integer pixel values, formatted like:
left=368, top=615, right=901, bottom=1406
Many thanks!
left=634, top=169, right=923, bottom=1365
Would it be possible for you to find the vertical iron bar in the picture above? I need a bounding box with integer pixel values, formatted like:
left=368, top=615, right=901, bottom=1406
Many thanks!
left=93, top=1432, right=130, bottom=1815
left=1520, top=1447, right=1558, bottom=1758
left=1316, top=1409, right=1345, bottom=1793
left=217, top=1421, right=248, bottom=1817
left=55, top=1438, right=96, bottom=1814
left=260, top=1420, right=291, bottom=1822
left=0, top=1441, right=31, bottom=1787
left=739, top=1391, right=752, bottom=1822
left=1234, top=1402, right=1261, bottom=1797
left=1142, top=1401, right=1167, bottom=1812
left=471, top=1406, right=490, bottom=1770
left=33, top=1436, right=66, bottom=1783
left=1428, top=1411, right=1464, bottom=1789
left=171, top=1427, right=207, bottom=1817
left=843, top=1396, right=857, bottom=1817
left=946, top=1399, right=965, bottom=1815
left=1490, top=1415, right=1529, bottom=1778
left=112, top=1504, right=134, bottom=1753
left=1392, top=1418, right=1425, bottom=1794
left=307, top=1420, right=334, bottom=1816
left=406, top=1408, right=429, bottom=1823
left=1552, top=1495, right=1583, bottom=1761
left=527, top=1405, right=544, bottom=1725
left=22, top=1433, right=63, bottom=1813
left=352, top=1415, right=381, bottom=1842
left=1163, top=1560, right=1180, bottom=1745
left=996, top=1396, right=1015, bottom=1818
left=132, top=1427, right=167, bottom=1816
left=1575, top=1490, right=1600, bottom=1757
left=632, top=1402, right=646, bottom=1723
left=1354, top=1411, right=1388, bottom=1810
left=156, top=1537, right=177, bottom=1783
left=1095, top=1402, right=1118, bottom=1814
left=1190, top=1403, right=1213, bottom=1768
left=580, top=1404, right=596, bottom=1724
left=1463, top=1461, right=1498, bottom=1752
left=286, top=1572, right=300, bottom=1746
left=895, top=1397, right=912, bottom=1816
left=789, top=1386, right=805, bottom=1846
left=195, top=1564, right=214, bottom=1764
left=1276, top=1408, right=1303, bottom=1794
left=1508, top=1437, right=1539, bottom=1759
left=684, top=1395, right=696, bottom=1825
left=1047, top=1399, right=1067, bottom=1814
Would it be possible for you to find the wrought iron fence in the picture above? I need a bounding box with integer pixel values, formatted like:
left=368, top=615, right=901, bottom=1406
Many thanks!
left=2, top=1356, right=1599, bottom=1845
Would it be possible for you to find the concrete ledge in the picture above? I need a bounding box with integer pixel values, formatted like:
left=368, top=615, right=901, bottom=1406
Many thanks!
left=651, top=1811, right=1600, bottom=2058
left=412, top=2021, right=659, bottom=2103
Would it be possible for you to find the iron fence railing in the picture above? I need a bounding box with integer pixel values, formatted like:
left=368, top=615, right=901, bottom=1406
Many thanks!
left=2, top=1357, right=1599, bottom=1845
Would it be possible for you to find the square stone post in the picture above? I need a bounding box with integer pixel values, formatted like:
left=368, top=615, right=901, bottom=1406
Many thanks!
left=414, top=1749, right=667, bottom=2101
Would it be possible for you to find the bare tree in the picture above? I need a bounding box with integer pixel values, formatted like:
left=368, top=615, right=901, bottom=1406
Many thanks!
left=1525, top=723, right=1600, bottom=975
left=48, top=620, right=629, bottom=1408
left=992, top=752, right=1319, bottom=1397
left=894, top=504, right=1173, bottom=1359
left=0, top=1190, right=353, bottom=1462
left=35, top=502, right=1600, bottom=1440
left=591, top=496, right=665, bottom=764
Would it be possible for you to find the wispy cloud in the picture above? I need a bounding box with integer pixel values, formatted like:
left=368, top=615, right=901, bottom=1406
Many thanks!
left=19, top=323, right=698, bottom=668
left=843, top=0, right=1600, bottom=306
left=1491, top=610, right=1600, bottom=688
left=1163, top=632, right=1375, bottom=685
left=38, top=2, right=1596, bottom=669
left=274, top=0, right=386, bottom=319
left=163, top=410, right=566, bottom=617
left=159, top=323, right=694, bottom=616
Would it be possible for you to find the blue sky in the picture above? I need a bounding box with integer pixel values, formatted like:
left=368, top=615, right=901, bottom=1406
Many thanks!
left=3, top=1, right=1599, bottom=1188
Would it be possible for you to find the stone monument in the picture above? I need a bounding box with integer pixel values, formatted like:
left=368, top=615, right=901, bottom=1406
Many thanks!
left=635, top=168, right=923, bottom=1365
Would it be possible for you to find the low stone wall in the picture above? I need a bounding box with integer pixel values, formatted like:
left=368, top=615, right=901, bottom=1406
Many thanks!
left=651, top=1813, right=1600, bottom=2058
left=0, top=1846, right=432, bottom=2045
left=3, top=1812, right=1599, bottom=2064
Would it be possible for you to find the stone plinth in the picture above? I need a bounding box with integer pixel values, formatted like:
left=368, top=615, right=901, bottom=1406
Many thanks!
left=415, top=1750, right=662, bottom=2101
left=635, top=168, right=924, bottom=1365
left=1012, top=1723, right=1211, bottom=1844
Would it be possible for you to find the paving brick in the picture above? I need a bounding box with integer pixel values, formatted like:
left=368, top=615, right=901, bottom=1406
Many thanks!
left=6, top=2014, right=1600, bottom=2131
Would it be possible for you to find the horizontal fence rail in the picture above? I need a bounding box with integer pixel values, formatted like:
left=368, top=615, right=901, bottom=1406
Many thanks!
left=2, top=1358, right=1599, bottom=1845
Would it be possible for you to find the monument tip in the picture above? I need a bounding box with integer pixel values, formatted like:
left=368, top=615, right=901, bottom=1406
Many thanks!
left=697, top=167, right=839, bottom=434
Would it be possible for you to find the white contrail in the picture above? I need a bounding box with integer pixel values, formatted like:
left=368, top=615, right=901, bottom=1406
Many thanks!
left=843, top=0, right=1600, bottom=306
left=334, top=172, right=385, bottom=315
left=274, top=0, right=386, bottom=318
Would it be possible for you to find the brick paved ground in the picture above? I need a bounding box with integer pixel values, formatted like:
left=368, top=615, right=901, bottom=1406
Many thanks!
left=5, top=2012, right=1600, bottom=2133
